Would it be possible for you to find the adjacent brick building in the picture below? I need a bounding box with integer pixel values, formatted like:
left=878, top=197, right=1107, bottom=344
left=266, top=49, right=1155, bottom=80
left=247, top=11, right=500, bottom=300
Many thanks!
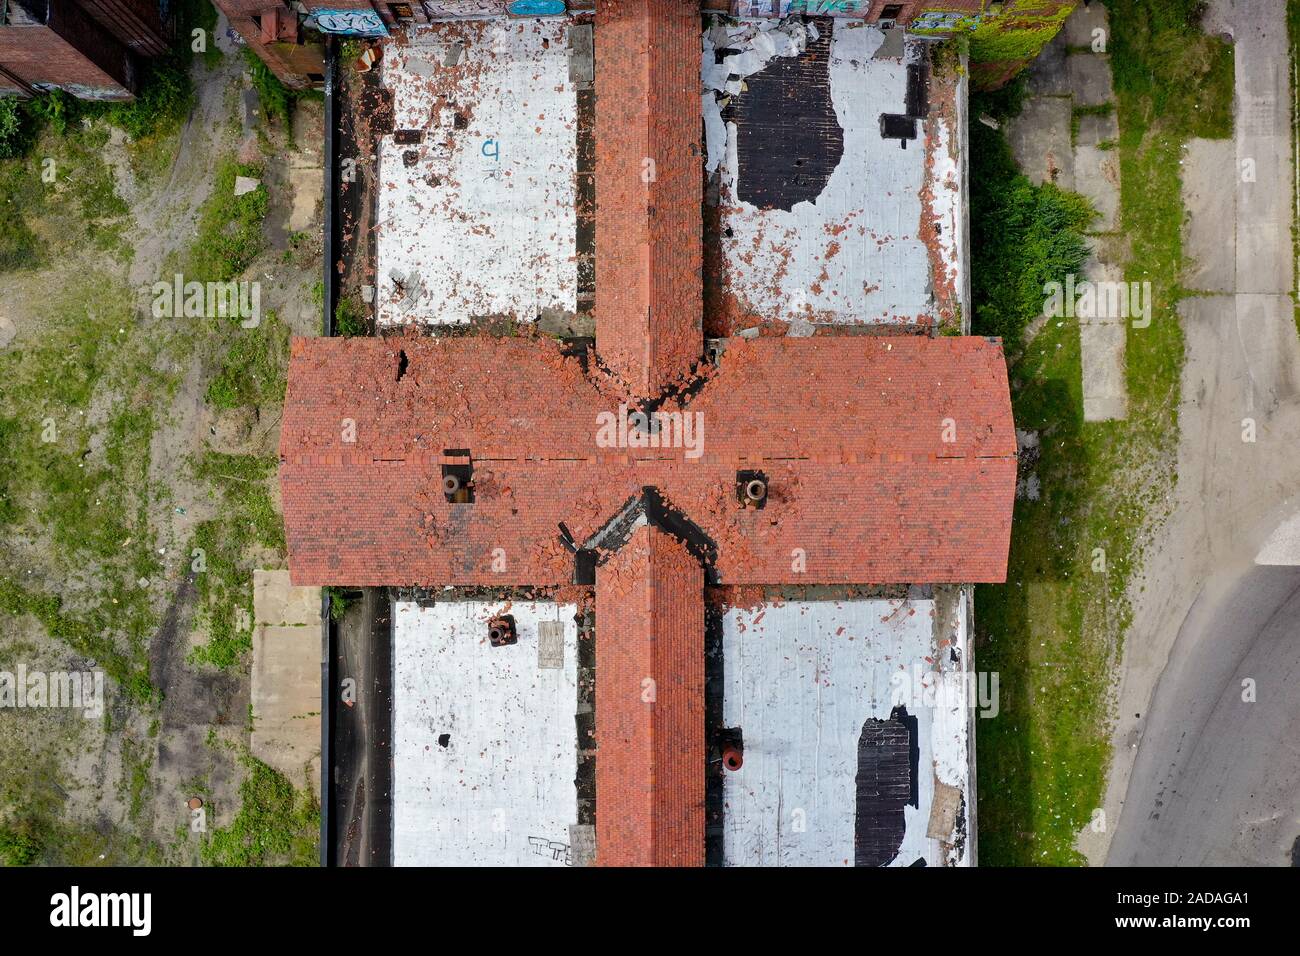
left=0, top=0, right=172, bottom=99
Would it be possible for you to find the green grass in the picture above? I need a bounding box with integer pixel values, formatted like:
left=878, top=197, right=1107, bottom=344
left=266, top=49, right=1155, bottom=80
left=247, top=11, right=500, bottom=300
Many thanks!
left=184, top=158, right=268, bottom=282
left=0, top=280, right=170, bottom=703
left=0, top=122, right=134, bottom=272
left=972, top=0, right=1233, bottom=865
left=189, top=453, right=284, bottom=670
left=206, top=311, right=290, bottom=409
left=201, top=754, right=319, bottom=866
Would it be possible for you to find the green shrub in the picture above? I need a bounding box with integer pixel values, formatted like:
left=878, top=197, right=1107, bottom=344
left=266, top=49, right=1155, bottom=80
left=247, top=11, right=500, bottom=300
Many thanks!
left=206, top=311, right=290, bottom=409
left=187, top=159, right=269, bottom=282
left=0, top=823, right=44, bottom=866
left=0, top=96, right=31, bottom=159
left=969, top=114, right=1095, bottom=352
left=333, top=296, right=368, bottom=337
left=201, top=755, right=319, bottom=867
left=244, top=48, right=294, bottom=127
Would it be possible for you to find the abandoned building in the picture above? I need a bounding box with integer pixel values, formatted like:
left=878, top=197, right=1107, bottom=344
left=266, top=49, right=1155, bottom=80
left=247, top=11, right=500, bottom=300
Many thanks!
left=280, top=0, right=1016, bottom=866
left=219, top=0, right=1010, bottom=90
left=0, top=0, right=174, bottom=100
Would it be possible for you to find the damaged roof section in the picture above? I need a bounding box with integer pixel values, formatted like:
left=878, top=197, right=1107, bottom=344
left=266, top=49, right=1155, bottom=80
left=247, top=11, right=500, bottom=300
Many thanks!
left=704, top=16, right=965, bottom=331
left=375, top=18, right=578, bottom=326
left=278, top=335, right=1017, bottom=588
left=721, top=589, right=972, bottom=867
left=594, top=0, right=703, bottom=399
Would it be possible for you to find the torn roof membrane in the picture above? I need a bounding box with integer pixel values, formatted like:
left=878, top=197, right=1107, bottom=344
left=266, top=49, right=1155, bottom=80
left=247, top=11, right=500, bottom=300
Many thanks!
left=704, top=17, right=965, bottom=328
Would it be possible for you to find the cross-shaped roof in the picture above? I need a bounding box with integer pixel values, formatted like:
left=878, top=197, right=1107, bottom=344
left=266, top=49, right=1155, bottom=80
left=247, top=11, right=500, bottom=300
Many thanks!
left=279, top=0, right=1015, bottom=866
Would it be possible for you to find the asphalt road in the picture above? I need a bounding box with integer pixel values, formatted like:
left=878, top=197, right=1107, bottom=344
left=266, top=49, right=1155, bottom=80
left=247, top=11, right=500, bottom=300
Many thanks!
left=1107, top=565, right=1300, bottom=865
left=1087, top=0, right=1300, bottom=867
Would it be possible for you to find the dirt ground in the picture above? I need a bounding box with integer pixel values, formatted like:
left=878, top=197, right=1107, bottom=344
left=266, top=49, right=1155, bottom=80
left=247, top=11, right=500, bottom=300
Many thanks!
left=0, top=26, right=323, bottom=863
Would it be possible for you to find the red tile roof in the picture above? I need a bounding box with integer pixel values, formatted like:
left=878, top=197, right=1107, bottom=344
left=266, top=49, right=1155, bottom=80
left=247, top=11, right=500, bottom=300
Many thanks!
left=279, top=334, right=1016, bottom=587
left=594, top=0, right=702, bottom=399
left=280, top=2, right=1019, bottom=868
left=595, top=525, right=704, bottom=865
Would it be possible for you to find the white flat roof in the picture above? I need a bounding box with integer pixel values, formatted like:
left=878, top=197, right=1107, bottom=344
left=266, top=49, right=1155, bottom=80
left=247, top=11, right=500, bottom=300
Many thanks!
left=376, top=19, right=577, bottom=326
left=721, top=592, right=973, bottom=866
left=392, top=599, right=579, bottom=866
left=705, top=18, right=961, bottom=326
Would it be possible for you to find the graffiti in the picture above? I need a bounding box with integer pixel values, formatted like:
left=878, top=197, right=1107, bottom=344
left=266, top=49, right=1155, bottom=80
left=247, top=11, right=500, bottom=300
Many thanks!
left=425, top=0, right=507, bottom=16
left=910, top=11, right=989, bottom=33
left=527, top=835, right=571, bottom=864
left=733, top=0, right=867, bottom=17
left=508, top=0, right=567, bottom=14
left=312, top=9, right=390, bottom=36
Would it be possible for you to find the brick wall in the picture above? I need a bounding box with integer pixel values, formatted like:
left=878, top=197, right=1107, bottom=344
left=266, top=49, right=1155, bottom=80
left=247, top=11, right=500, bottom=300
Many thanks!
left=0, top=0, right=136, bottom=99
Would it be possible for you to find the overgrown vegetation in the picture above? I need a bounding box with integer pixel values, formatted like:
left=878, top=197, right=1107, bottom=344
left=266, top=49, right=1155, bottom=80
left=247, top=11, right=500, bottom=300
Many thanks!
left=969, top=125, right=1095, bottom=354
left=189, top=453, right=285, bottom=670
left=0, top=280, right=169, bottom=703
left=969, top=2, right=1075, bottom=65
left=334, top=295, right=369, bottom=336
left=206, top=311, right=290, bottom=409
left=201, top=754, right=319, bottom=866
left=184, top=158, right=269, bottom=282
left=973, top=0, right=1233, bottom=865
left=243, top=47, right=320, bottom=132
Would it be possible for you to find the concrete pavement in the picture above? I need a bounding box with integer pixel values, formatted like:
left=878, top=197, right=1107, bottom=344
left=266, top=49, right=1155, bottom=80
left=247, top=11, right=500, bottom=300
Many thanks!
left=1085, top=0, right=1300, bottom=867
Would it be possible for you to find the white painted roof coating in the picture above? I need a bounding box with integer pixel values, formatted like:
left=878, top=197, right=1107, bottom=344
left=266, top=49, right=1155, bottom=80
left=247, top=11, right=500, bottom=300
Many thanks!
left=375, top=19, right=577, bottom=326
left=705, top=19, right=955, bottom=325
left=721, top=593, right=973, bottom=867
left=392, top=600, right=579, bottom=866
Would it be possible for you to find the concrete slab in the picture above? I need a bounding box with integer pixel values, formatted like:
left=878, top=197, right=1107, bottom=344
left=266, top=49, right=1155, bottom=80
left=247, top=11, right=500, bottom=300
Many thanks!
left=250, top=570, right=322, bottom=794
left=1068, top=54, right=1115, bottom=107
left=1182, top=137, right=1236, bottom=293
left=1026, top=32, right=1070, bottom=96
left=1080, top=320, right=1128, bottom=421
left=251, top=625, right=321, bottom=789
left=1061, top=0, right=1110, bottom=49
left=1006, top=96, right=1074, bottom=189
left=1255, top=509, right=1300, bottom=565
left=253, top=569, right=320, bottom=627
left=1075, top=110, right=1118, bottom=147
left=1074, top=143, right=1120, bottom=231
left=1234, top=293, right=1300, bottom=408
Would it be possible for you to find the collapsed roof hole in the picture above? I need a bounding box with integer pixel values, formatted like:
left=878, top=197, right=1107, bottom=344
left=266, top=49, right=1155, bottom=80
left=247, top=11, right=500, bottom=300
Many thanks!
left=442, top=450, right=473, bottom=504
left=402, top=149, right=419, bottom=167
left=396, top=349, right=409, bottom=382
left=437, top=733, right=450, bottom=748
left=453, top=112, right=468, bottom=130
